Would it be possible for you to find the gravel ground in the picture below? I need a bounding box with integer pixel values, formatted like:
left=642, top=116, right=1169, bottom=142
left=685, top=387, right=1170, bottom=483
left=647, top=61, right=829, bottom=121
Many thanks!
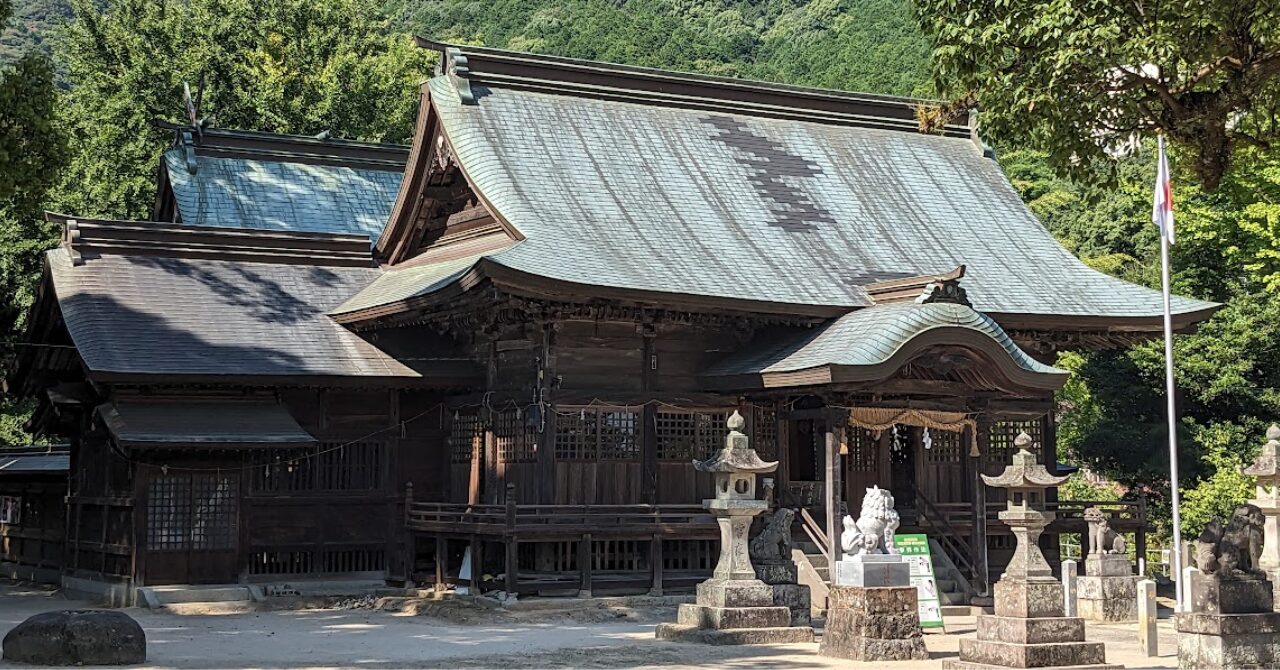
left=0, top=581, right=1182, bottom=669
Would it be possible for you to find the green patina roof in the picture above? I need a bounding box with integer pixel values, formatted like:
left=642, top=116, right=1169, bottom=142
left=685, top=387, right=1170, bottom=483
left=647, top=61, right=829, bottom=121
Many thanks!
left=704, top=302, right=1066, bottom=379
left=163, top=148, right=403, bottom=241
left=399, top=73, right=1216, bottom=321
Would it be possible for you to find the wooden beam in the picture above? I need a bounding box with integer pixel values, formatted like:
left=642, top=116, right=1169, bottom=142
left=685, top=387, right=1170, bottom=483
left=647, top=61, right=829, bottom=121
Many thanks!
left=824, top=414, right=842, bottom=570
left=505, top=483, right=518, bottom=595
left=434, top=536, right=446, bottom=592
left=649, top=533, right=663, bottom=596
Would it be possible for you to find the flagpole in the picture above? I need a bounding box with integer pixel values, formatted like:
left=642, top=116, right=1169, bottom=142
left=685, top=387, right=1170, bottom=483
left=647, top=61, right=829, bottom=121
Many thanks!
left=1156, top=135, right=1185, bottom=612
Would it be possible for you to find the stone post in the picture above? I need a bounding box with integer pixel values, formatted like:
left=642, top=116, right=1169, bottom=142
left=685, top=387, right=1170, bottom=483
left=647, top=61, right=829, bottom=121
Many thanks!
left=656, top=412, right=813, bottom=645
left=1181, top=566, right=1199, bottom=613
left=1062, top=560, right=1078, bottom=617
left=1137, top=579, right=1157, bottom=657
left=1244, top=424, right=1280, bottom=610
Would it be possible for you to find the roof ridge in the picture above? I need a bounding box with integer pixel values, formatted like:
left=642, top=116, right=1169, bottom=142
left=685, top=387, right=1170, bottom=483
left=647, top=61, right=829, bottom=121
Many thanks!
left=48, top=213, right=375, bottom=268
left=418, top=37, right=972, bottom=138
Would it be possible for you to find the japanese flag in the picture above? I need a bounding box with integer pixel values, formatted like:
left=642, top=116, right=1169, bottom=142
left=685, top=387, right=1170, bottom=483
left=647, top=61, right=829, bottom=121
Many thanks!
left=1152, top=135, right=1175, bottom=244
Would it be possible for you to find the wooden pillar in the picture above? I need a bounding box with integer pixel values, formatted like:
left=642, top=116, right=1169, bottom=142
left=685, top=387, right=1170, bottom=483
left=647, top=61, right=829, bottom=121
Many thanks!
left=649, top=533, right=663, bottom=596
left=505, top=483, right=518, bottom=595
left=972, top=415, right=992, bottom=594
left=824, top=409, right=846, bottom=569
left=578, top=532, right=593, bottom=598
left=536, top=322, right=557, bottom=505
left=434, top=536, right=446, bottom=592
left=1136, top=493, right=1148, bottom=573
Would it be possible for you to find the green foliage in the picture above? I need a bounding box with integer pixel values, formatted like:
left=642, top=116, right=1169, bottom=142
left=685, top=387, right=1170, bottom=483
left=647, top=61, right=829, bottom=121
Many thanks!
left=0, top=0, right=70, bottom=63
left=0, top=0, right=66, bottom=446
left=395, top=0, right=932, bottom=95
left=51, top=0, right=432, bottom=220
left=914, top=1, right=1280, bottom=190
left=1179, top=423, right=1256, bottom=539
left=1058, top=472, right=1120, bottom=505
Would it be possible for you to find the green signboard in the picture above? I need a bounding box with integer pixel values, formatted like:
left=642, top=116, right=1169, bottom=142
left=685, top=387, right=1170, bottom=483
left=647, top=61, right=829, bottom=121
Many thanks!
left=894, top=533, right=945, bottom=628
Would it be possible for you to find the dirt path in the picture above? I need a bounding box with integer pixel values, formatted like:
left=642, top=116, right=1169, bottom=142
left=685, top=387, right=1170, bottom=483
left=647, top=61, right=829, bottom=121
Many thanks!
left=0, top=581, right=1181, bottom=669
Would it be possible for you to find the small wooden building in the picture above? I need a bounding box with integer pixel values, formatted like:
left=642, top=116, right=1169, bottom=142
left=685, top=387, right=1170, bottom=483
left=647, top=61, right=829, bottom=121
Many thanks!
left=8, top=40, right=1214, bottom=601
left=0, top=445, right=69, bottom=584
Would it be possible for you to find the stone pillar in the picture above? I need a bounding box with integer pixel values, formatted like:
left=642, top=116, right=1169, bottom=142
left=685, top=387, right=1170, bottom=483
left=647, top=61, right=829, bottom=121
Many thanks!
left=1079, top=555, right=1138, bottom=622
left=1062, top=560, right=1078, bottom=617
left=1181, top=566, right=1199, bottom=613
left=1244, top=424, right=1280, bottom=610
left=1137, top=579, right=1157, bottom=657
left=820, top=586, right=929, bottom=661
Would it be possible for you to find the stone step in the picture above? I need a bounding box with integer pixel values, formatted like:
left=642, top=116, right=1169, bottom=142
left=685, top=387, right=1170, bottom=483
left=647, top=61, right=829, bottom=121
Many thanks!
left=958, top=638, right=1107, bottom=667
left=138, top=585, right=254, bottom=607
left=939, top=591, right=969, bottom=606
left=941, top=605, right=975, bottom=617
left=937, top=578, right=957, bottom=593
left=805, top=552, right=829, bottom=569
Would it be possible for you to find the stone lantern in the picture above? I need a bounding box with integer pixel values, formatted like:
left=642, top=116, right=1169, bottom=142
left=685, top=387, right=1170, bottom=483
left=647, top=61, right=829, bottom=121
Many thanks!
left=656, top=411, right=813, bottom=644
left=981, top=432, right=1069, bottom=581
left=944, top=432, right=1116, bottom=670
left=1244, top=423, right=1280, bottom=608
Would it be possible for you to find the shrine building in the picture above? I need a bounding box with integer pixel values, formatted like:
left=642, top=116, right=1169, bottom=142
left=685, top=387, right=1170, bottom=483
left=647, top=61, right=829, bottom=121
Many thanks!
left=3, top=40, right=1215, bottom=604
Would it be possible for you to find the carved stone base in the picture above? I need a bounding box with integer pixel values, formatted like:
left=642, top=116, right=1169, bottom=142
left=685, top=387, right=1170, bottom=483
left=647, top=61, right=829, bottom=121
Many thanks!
left=1078, top=575, right=1138, bottom=622
left=995, top=579, right=1065, bottom=618
left=755, top=561, right=798, bottom=585
left=695, top=578, right=774, bottom=608
left=1176, top=612, right=1280, bottom=669
left=675, top=603, right=791, bottom=629
left=819, top=586, right=929, bottom=661
left=654, top=623, right=814, bottom=645
left=1190, top=573, right=1274, bottom=614
left=1084, top=554, right=1133, bottom=577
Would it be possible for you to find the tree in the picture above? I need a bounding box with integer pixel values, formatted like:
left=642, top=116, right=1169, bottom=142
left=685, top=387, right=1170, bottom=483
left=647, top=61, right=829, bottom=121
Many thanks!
left=52, top=0, right=432, bottom=220
left=0, top=0, right=66, bottom=446
left=915, top=1, right=1280, bottom=190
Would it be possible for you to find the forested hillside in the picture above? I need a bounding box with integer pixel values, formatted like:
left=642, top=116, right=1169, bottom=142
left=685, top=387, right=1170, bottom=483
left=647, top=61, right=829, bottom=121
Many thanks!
left=0, top=0, right=68, bottom=61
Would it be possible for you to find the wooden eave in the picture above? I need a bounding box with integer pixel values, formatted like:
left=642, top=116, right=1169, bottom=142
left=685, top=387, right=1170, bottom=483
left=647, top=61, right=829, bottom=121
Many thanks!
left=83, top=370, right=478, bottom=390
left=701, top=327, right=1068, bottom=395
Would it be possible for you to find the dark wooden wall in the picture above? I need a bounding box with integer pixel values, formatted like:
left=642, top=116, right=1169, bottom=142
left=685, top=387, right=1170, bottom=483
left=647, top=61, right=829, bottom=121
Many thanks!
left=0, top=474, right=66, bottom=581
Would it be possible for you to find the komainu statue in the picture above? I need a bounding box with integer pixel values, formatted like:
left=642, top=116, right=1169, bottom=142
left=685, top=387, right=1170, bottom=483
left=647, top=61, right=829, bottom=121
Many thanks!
left=1196, top=504, right=1266, bottom=579
left=1084, top=506, right=1126, bottom=555
left=749, top=507, right=795, bottom=565
left=840, top=486, right=900, bottom=559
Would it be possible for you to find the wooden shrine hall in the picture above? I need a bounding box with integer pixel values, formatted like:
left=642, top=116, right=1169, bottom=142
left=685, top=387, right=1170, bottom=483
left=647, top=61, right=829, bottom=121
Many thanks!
left=6, top=39, right=1216, bottom=604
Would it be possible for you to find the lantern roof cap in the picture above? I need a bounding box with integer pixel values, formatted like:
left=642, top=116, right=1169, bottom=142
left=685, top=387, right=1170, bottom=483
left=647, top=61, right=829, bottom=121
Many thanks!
left=1243, top=424, right=1280, bottom=477
left=694, top=410, right=778, bottom=474
left=981, top=432, right=1069, bottom=488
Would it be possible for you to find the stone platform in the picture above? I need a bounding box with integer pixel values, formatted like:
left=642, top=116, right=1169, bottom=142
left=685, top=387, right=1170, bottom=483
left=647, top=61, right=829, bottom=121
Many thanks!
left=819, top=585, right=928, bottom=661
left=1176, top=611, right=1280, bottom=669
left=1078, top=556, right=1138, bottom=623
left=654, top=577, right=814, bottom=645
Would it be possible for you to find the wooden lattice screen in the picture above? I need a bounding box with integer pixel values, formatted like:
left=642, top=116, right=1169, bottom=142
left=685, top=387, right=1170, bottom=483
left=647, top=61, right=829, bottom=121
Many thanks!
left=495, top=408, right=538, bottom=463
left=988, top=419, right=1044, bottom=465
left=656, top=409, right=731, bottom=461
left=925, top=428, right=964, bottom=463
left=249, top=442, right=385, bottom=493
left=752, top=405, right=778, bottom=460
left=147, top=473, right=237, bottom=550
left=449, top=411, right=483, bottom=464
left=846, top=426, right=878, bottom=472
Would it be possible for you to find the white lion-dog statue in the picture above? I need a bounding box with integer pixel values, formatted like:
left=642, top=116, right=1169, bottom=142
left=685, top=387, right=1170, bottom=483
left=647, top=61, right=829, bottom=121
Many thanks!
left=840, top=485, right=901, bottom=559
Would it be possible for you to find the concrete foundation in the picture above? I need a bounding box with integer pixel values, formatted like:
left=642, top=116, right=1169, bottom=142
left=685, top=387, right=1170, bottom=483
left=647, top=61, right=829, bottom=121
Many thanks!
left=819, top=585, right=928, bottom=661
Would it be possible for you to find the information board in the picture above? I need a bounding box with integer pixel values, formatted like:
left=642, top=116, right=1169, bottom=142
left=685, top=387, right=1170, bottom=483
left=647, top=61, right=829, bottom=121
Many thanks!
left=893, top=533, right=945, bottom=628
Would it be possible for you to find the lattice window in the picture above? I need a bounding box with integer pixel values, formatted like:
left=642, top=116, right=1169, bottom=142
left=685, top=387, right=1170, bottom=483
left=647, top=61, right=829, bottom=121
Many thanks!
left=656, top=409, right=731, bottom=460
left=495, top=409, right=538, bottom=463
left=555, top=409, right=598, bottom=460
left=147, top=474, right=236, bottom=550
left=147, top=475, right=191, bottom=550
left=752, top=406, right=778, bottom=460
left=189, top=475, right=237, bottom=549
left=0, top=495, right=21, bottom=524
left=599, top=410, right=639, bottom=460
left=449, top=411, right=482, bottom=464
left=846, top=427, right=878, bottom=472
left=926, top=428, right=963, bottom=463
left=988, top=419, right=1043, bottom=465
